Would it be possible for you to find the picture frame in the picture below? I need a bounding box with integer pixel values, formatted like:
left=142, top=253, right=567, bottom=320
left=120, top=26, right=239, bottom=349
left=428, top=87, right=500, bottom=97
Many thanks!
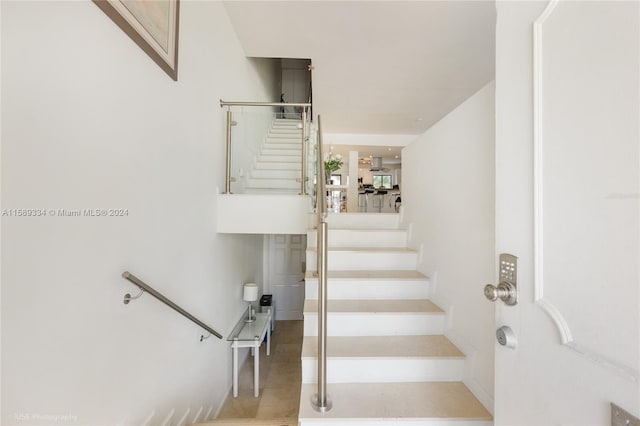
left=93, top=0, right=180, bottom=81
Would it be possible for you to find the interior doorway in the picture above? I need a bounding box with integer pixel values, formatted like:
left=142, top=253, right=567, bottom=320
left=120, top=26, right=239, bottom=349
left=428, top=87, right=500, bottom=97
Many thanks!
left=267, top=234, right=306, bottom=320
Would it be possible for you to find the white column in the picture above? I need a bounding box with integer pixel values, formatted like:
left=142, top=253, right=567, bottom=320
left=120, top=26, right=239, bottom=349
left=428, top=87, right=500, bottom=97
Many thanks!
left=347, top=150, right=359, bottom=212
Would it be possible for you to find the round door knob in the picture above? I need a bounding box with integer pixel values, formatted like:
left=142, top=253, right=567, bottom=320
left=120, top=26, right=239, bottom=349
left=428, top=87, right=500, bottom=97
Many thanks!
left=483, top=282, right=517, bottom=305
left=484, top=284, right=500, bottom=301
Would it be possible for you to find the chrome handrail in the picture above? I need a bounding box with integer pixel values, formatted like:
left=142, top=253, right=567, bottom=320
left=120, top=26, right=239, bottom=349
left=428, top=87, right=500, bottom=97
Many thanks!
left=220, top=101, right=311, bottom=108
left=121, top=271, right=223, bottom=339
left=219, top=100, right=312, bottom=195
left=311, top=116, right=331, bottom=412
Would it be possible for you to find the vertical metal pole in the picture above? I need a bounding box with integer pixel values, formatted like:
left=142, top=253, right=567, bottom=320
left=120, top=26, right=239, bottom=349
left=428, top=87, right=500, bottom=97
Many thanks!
left=300, top=107, right=308, bottom=195
left=312, top=219, right=331, bottom=412
left=224, top=109, right=233, bottom=194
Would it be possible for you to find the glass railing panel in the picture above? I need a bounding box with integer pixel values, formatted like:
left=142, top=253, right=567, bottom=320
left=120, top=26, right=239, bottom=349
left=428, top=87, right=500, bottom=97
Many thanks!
left=306, top=122, right=319, bottom=209
left=228, top=107, right=275, bottom=194
left=227, top=108, right=307, bottom=194
left=220, top=102, right=312, bottom=195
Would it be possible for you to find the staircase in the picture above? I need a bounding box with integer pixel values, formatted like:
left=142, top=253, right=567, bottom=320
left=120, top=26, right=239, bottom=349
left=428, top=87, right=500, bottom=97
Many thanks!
left=298, top=213, right=492, bottom=425
left=244, top=118, right=303, bottom=194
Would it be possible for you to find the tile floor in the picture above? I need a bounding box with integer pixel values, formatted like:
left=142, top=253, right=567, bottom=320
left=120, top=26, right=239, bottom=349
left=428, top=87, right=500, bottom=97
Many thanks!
left=215, top=320, right=303, bottom=425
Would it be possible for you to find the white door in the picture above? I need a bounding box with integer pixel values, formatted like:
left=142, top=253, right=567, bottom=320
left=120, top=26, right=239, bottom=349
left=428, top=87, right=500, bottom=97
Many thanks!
left=269, top=234, right=306, bottom=320
left=494, top=1, right=639, bottom=424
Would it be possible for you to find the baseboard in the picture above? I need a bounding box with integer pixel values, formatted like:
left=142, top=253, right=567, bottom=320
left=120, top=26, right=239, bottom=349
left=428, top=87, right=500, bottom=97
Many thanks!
left=429, top=283, right=495, bottom=415
left=464, top=377, right=495, bottom=416
left=213, top=349, right=252, bottom=420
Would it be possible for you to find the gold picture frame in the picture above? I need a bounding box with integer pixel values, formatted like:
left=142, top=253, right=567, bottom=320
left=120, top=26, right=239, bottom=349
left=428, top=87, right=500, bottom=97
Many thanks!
left=93, top=0, right=180, bottom=81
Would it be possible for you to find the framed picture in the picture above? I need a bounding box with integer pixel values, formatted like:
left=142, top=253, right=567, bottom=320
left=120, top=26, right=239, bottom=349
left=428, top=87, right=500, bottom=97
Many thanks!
left=93, top=0, right=180, bottom=81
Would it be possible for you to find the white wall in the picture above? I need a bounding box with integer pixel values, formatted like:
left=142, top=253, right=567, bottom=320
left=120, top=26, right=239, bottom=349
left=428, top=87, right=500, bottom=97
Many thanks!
left=401, top=82, right=495, bottom=410
left=1, top=1, right=279, bottom=424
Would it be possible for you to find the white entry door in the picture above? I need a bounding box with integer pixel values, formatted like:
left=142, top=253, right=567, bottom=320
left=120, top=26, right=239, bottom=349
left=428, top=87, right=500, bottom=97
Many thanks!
left=269, top=234, right=306, bottom=320
left=494, top=1, right=639, bottom=424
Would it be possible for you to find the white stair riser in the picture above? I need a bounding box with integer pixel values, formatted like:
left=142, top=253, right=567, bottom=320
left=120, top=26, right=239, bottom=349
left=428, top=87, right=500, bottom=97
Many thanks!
left=303, top=313, right=445, bottom=336
left=257, top=155, right=300, bottom=163
left=266, top=135, right=301, bottom=142
left=252, top=169, right=301, bottom=179
left=306, top=250, right=418, bottom=271
left=324, top=212, right=400, bottom=230
left=270, top=124, right=302, bottom=129
left=254, top=162, right=301, bottom=171
left=262, top=148, right=302, bottom=156
left=244, top=188, right=299, bottom=194
left=268, top=133, right=302, bottom=139
left=263, top=142, right=303, bottom=149
left=305, top=279, right=430, bottom=300
left=247, top=178, right=299, bottom=189
left=270, top=126, right=301, bottom=131
left=307, top=229, right=407, bottom=248
left=301, top=358, right=464, bottom=384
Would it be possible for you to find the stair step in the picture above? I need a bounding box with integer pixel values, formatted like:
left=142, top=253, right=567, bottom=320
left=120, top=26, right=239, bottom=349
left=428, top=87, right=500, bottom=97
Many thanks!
left=303, top=299, right=445, bottom=336
left=257, top=155, right=301, bottom=163
left=244, top=187, right=300, bottom=194
left=262, top=148, right=302, bottom=156
left=271, top=120, right=301, bottom=126
left=201, top=419, right=296, bottom=426
left=323, top=212, right=400, bottom=230
left=252, top=169, right=301, bottom=179
left=266, top=135, right=302, bottom=142
left=307, top=228, right=407, bottom=248
left=263, top=142, right=304, bottom=149
left=268, top=132, right=302, bottom=138
left=306, top=247, right=418, bottom=271
left=254, top=162, right=301, bottom=171
left=304, top=299, right=443, bottom=314
left=247, top=178, right=299, bottom=189
left=301, top=335, right=464, bottom=383
left=298, top=382, right=492, bottom=425
left=305, top=270, right=430, bottom=300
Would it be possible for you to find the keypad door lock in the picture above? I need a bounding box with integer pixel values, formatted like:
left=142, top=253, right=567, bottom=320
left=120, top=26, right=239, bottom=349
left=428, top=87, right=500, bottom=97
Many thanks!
left=484, top=254, right=518, bottom=306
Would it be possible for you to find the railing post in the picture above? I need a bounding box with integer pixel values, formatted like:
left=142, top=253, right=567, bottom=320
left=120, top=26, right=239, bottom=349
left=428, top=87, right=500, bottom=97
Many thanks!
left=312, top=219, right=331, bottom=412
left=300, top=107, right=308, bottom=195
left=224, top=109, right=233, bottom=194
left=311, top=115, right=331, bottom=413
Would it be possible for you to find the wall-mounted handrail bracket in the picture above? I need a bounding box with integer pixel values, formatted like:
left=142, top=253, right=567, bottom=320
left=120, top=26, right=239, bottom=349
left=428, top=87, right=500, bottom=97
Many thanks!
left=123, top=288, right=144, bottom=304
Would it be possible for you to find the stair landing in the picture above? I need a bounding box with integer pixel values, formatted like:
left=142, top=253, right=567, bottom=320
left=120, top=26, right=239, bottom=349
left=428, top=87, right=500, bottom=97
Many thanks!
left=299, top=382, right=492, bottom=425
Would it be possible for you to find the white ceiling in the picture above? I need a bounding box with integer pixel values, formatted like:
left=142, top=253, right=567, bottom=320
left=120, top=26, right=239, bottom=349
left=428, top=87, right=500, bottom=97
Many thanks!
left=223, top=0, right=496, bottom=139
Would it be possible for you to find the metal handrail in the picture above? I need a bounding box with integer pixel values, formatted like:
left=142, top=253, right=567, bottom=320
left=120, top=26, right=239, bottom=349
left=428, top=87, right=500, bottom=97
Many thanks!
left=220, top=100, right=312, bottom=195
left=121, top=271, right=223, bottom=339
left=311, top=116, right=331, bottom=412
left=220, top=101, right=311, bottom=108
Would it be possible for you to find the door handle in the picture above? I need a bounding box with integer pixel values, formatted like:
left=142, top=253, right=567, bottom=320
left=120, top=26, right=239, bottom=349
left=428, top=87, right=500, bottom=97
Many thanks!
left=484, top=253, right=518, bottom=305
left=484, top=282, right=517, bottom=305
